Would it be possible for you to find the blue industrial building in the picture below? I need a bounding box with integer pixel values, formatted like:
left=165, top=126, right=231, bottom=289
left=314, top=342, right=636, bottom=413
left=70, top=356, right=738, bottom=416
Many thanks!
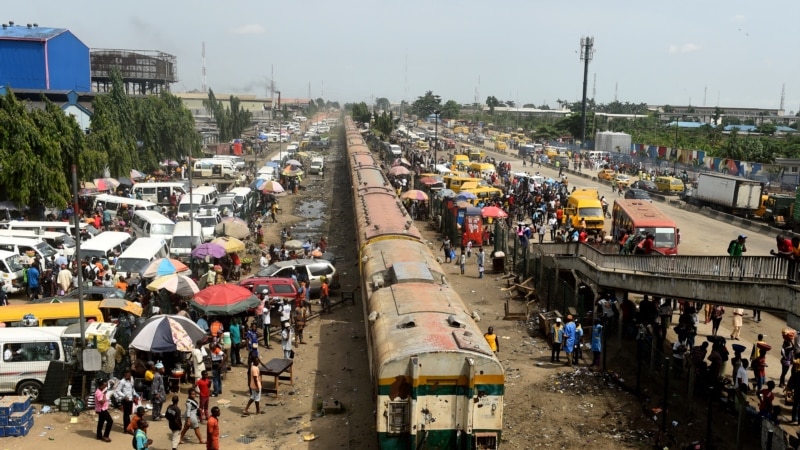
left=0, top=23, right=90, bottom=91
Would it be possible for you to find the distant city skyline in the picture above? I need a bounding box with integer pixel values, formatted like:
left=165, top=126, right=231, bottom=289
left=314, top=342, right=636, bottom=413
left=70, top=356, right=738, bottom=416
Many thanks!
left=5, top=1, right=799, bottom=112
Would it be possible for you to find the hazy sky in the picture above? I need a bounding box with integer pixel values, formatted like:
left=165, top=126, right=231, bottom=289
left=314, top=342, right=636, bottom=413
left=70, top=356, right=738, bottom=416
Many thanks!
left=7, top=1, right=799, bottom=111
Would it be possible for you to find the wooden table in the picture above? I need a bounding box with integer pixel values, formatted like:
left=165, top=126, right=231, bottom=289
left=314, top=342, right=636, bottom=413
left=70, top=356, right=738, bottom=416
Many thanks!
left=259, top=358, right=293, bottom=397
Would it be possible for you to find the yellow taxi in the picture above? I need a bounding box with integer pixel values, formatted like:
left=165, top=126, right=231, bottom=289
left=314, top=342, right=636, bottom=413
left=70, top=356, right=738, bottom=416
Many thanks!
left=611, top=173, right=632, bottom=187
left=597, top=169, right=615, bottom=180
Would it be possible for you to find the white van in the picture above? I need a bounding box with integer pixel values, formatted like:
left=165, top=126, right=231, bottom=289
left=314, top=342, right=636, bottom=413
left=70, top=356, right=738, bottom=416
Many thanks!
left=0, top=250, right=24, bottom=294
left=0, top=237, right=57, bottom=264
left=171, top=221, right=204, bottom=262
left=177, top=186, right=219, bottom=217
left=285, top=144, right=299, bottom=156
left=0, top=326, right=68, bottom=400
left=130, top=210, right=175, bottom=243
left=309, top=157, right=324, bottom=175
left=131, top=182, right=188, bottom=205
left=0, top=221, right=88, bottom=237
left=80, top=231, right=132, bottom=263
left=0, top=229, right=75, bottom=257
left=229, top=187, right=256, bottom=216
left=195, top=209, right=221, bottom=242
left=212, top=155, right=246, bottom=170
left=92, top=194, right=159, bottom=218
left=389, top=144, right=402, bottom=157
left=192, top=160, right=236, bottom=179
left=257, top=166, right=275, bottom=181
left=114, top=237, right=170, bottom=277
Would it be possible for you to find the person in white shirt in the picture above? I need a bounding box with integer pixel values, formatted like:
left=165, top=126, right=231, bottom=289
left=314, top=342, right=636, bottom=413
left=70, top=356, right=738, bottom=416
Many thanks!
left=261, top=290, right=272, bottom=349
left=259, top=252, right=269, bottom=269
left=3, top=345, right=21, bottom=361
left=280, top=299, right=292, bottom=323
left=734, top=359, right=750, bottom=392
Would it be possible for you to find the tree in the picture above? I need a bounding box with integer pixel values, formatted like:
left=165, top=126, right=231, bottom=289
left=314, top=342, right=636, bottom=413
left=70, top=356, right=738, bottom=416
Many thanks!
left=350, top=102, right=371, bottom=123
left=663, top=105, right=674, bottom=113
left=375, top=97, right=390, bottom=112
left=316, top=98, right=325, bottom=109
left=486, top=96, right=500, bottom=115
left=88, top=70, right=139, bottom=178
left=373, top=111, right=395, bottom=137
left=506, top=100, right=516, bottom=108
left=440, top=100, right=460, bottom=119
left=411, top=91, right=442, bottom=118
left=711, top=107, right=724, bottom=125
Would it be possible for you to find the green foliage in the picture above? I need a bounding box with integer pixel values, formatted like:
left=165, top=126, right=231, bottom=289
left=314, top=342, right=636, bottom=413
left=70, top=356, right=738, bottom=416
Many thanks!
left=486, top=96, right=500, bottom=115
left=203, top=89, right=252, bottom=142
left=411, top=91, right=442, bottom=118
left=440, top=100, right=460, bottom=119
left=375, top=97, right=390, bottom=112
left=373, top=111, right=395, bottom=136
left=350, top=102, right=371, bottom=123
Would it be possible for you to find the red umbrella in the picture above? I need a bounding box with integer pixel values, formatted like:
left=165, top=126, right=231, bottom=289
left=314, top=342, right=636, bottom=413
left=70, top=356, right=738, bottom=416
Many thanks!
left=190, top=284, right=260, bottom=316
left=481, top=206, right=508, bottom=218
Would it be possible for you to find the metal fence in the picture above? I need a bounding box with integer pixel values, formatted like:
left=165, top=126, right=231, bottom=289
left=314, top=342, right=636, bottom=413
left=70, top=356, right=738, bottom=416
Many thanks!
left=530, top=242, right=790, bottom=283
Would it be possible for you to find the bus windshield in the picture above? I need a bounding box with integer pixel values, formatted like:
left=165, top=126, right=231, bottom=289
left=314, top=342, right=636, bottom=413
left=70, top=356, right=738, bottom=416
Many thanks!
left=635, top=227, right=676, bottom=250
left=578, top=207, right=603, bottom=218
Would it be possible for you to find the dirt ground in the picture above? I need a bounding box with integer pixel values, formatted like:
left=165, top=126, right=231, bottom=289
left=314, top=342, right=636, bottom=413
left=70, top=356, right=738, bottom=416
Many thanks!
left=3, top=136, right=774, bottom=450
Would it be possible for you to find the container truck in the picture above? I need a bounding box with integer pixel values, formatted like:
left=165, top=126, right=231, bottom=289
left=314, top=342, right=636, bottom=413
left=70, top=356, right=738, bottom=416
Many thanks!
left=690, top=172, right=763, bottom=216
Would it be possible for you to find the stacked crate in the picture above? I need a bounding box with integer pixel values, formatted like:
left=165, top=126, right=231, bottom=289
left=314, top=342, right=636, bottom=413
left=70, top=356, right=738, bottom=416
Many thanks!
left=0, top=396, right=33, bottom=437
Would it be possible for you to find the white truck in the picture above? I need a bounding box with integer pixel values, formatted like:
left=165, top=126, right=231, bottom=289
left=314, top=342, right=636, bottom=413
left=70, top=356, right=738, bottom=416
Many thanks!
left=691, top=172, right=763, bottom=216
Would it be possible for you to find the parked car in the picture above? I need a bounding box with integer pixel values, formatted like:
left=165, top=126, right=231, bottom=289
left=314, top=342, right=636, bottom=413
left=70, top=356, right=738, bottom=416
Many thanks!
left=255, top=259, right=339, bottom=297
left=630, top=180, right=658, bottom=192
left=597, top=169, right=616, bottom=180
left=624, top=189, right=652, bottom=201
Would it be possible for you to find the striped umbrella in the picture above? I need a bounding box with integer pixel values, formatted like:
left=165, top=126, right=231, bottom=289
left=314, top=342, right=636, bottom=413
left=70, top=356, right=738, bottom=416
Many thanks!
left=147, top=274, right=200, bottom=297
left=129, top=315, right=205, bottom=352
left=142, top=258, right=189, bottom=278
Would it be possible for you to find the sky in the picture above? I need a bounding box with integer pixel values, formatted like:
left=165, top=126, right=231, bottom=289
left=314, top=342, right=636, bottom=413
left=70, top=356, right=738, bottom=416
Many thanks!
left=6, top=1, right=800, bottom=112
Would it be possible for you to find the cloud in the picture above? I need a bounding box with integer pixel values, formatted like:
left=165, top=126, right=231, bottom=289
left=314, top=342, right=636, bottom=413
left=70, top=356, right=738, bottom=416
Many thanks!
left=668, top=43, right=701, bottom=54
left=232, top=24, right=265, bottom=35
left=730, top=14, right=746, bottom=23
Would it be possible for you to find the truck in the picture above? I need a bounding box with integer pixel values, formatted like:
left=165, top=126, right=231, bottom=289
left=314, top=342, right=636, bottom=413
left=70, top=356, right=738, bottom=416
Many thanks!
left=690, top=172, right=763, bottom=216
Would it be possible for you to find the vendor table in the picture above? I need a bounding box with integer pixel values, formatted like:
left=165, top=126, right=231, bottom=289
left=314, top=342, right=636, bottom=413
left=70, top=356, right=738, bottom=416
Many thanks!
left=259, top=358, right=293, bottom=397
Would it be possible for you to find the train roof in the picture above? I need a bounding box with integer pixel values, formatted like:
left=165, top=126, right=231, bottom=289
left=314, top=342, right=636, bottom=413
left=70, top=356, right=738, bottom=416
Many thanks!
left=362, top=239, right=446, bottom=288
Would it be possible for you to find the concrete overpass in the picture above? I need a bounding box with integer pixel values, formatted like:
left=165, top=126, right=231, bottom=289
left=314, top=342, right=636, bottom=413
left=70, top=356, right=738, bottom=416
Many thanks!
left=528, top=242, right=800, bottom=328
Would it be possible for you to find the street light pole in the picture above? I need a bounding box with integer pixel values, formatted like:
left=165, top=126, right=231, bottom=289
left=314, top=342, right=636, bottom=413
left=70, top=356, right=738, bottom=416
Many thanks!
left=434, top=109, right=440, bottom=170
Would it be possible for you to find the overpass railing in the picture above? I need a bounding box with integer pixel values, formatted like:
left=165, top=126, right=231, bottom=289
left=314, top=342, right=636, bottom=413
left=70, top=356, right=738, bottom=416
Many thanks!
left=531, top=242, right=790, bottom=283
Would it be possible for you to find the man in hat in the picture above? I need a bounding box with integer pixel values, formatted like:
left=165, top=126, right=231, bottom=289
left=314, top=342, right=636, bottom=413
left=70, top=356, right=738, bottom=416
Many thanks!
left=151, top=362, right=166, bottom=420
left=551, top=318, right=564, bottom=363
left=281, top=322, right=293, bottom=359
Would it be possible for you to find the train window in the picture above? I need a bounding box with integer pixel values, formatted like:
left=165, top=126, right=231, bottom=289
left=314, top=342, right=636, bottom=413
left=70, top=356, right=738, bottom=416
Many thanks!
left=387, top=401, right=409, bottom=433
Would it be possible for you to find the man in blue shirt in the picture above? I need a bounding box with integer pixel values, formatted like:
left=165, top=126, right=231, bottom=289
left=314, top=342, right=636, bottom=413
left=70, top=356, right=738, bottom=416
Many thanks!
left=562, top=315, right=577, bottom=367
left=27, top=265, right=40, bottom=300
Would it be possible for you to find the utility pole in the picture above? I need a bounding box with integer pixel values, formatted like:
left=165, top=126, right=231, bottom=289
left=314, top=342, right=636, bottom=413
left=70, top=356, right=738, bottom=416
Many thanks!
left=579, top=36, right=595, bottom=149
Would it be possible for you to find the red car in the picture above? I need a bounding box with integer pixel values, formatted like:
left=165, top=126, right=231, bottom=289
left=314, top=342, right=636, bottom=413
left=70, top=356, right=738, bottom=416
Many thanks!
left=238, top=277, right=300, bottom=317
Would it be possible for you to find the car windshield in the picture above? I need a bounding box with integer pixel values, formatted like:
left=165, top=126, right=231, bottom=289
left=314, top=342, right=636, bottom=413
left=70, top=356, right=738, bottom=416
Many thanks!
left=578, top=207, right=604, bottom=218
left=4, top=255, right=22, bottom=272
left=197, top=217, right=218, bottom=227
left=636, top=227, right=676, bottom=249
left=178, top=203, right=200, bottom=213
left=257, top=264, right=281, bottom=277
left=36, top=242, right=57, bottom=258
left=172, top=236, right=201, bottom=248
left=151, top=223, right=175, bottom=235
left=116, top=257, right=149, bottom=274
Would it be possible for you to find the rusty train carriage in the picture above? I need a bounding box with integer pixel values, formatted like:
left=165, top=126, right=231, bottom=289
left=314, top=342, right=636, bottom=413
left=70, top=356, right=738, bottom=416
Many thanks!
left=345, top=117, right=504, bottom=450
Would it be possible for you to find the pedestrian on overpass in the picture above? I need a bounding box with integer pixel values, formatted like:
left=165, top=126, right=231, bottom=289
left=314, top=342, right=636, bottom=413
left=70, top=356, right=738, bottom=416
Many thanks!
left=728, top=234, right=747, bottom=281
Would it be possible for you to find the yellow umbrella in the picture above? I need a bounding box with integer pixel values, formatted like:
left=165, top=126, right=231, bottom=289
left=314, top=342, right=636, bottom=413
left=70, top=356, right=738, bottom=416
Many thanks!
left=98, top=298, right=144, bottom=316
left=296, top=151, right=310, bottom=158
left=211, top=236, right=246, bottom=253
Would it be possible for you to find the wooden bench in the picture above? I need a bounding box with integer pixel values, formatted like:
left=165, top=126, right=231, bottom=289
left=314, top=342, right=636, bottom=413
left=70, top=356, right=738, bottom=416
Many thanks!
left=259, top=358, right=293, bottom=397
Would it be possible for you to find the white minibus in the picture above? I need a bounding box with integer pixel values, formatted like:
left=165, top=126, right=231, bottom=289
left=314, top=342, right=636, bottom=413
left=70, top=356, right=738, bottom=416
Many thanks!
left=80, top=231, right=132, bottom=263
left=92, top=194, right=159, bottom=218
left=130, top=182, right=188, bottom=205
left=114, top=237, right=170, bottom=278
left=130, top=210, right=175, bottom=243
left=171, top=221, right=204, bottom=262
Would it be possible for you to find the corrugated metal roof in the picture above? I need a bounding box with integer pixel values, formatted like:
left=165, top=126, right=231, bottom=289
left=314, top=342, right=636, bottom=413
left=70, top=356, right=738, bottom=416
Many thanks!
left=0, top=25, right=66, bottom=41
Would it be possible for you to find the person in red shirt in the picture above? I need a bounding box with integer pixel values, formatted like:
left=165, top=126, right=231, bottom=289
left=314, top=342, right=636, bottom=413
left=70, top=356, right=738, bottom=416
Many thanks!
left=194, top=370, right=212, bottom=422
left=642, top=234, right=655, bottom=255
left=206, top=406, right=221, bottom=450
left=578, top=228, right=588, bottom=243
left=758, top=381, right=776, bottom=416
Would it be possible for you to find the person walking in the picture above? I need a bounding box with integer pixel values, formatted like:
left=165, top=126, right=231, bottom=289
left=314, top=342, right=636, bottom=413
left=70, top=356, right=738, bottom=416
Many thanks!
left=780, top=340, right=794, bottom=388
left=730, top=307, right=744, bottom=340
left=134, top=419, right=153, bottom=450
left=206, top=406, right=221, bottom=450
left=551, top=318, right=564, bottom=363
left=151, top=362, right=167, bottom=420
left=94, top=379, right=113, bottom=442
left=320, top=279, right=331, bottom=313
left=591, top=320, right=603, bottom=368
left=165, top=395, right=183, bottom=450
left=440, top=237, right=452, bottom=263
left=114, top=369, right=137, bottom=433
left=483, top=327, right=499, bottom=354
left=194, top=370, right=212, bottom=422
left=209, top=344, right=225, bottom=396
left=562, top=315, right=577, bottom=367
left=459, top=252, right=466, bottom=275
left=537, top=222, right=545, bottom=244
left=242, top=356, right=262, bottom=416
left=728, top=234, right=747, bottom=280
left=179, top=389, right=205, bottom=445
left=281, top=322, right=293, bottom=359
left=476, top=248, right=485, bottom=279
left=710, top=305, right=725, bottom=337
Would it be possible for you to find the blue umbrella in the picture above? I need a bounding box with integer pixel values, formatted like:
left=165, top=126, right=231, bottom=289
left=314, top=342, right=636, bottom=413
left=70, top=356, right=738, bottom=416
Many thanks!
left=252, top=178, right=267, bottom=190
left=142, top=258, right=189, bottom=278
left=455, top=192, right=477, bottom=201
left=265, top=161, right=280, bottom=168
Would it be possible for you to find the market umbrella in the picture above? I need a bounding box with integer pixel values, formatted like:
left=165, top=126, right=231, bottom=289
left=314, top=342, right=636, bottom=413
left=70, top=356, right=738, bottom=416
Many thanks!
left=0, top=201, right=27, bottom=211
left=455, top=192, right=477, bottom=201
left=437, top=189, right=456, bottom=198
left=191, top=242, right=227, bottom=259
left=98, top=298, right=143, bottom=316
left=417, top=176, right=441, bottom=186
left=129, top=315, right=206, bottom=352
left=147, top=274, right=200, bottom=297
left=285, top=159, right=302, bottom=167
left=142, top=258, right=189, bottom=278
left=284, top=239, right=304, bottom=251
left=400, top=190, right=429, bottom=201
left=260, top=180, right=285, bottom=193
left=214, top=218, right=250, bottom=239
left=388, top=166, right=410, bottom=176
left=79, top=181, right=98, bottom=195
left=117, top=177, right=134, bottom=187
left=481, top=206, right=509, bottom=219
left=190, top=284, right=260, bottom=315
left=211, top=236, right=246, bottom=253
left=93, top=178, right=120, bottom=191
left=130, top=169, right=146, bottom=180
left=392, top=158, right=411, bottom=167
left=282, top=166, right=304, bottom=177
left=296, top=151, right=310, bottom=158
left=160, top=160, right=179, bottom=167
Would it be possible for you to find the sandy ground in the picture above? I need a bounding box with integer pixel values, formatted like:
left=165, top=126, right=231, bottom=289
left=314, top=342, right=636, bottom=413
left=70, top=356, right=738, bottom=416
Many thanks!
left=4, top=138, right=787, bottom=450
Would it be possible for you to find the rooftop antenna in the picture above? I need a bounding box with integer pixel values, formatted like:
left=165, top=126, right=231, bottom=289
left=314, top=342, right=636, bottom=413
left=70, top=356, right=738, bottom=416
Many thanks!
left=201, top=42, right=206, bottom=93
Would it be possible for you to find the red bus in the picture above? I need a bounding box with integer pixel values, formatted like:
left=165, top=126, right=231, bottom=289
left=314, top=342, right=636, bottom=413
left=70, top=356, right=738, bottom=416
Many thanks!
left=611, top=199, right=678, bottom=255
